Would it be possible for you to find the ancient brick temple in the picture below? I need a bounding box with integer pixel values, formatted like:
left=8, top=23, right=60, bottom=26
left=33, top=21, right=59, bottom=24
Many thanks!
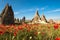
left=32, top=10, right=47, bottom=24
left=0, top=4, right=14, bottom=25
left=32, top=10, right=41, bottom=23
left=41, top=14, right=47, bottom=22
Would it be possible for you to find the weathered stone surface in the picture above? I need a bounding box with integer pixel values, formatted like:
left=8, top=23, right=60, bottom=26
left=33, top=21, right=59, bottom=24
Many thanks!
left=0, top=15, right=2, bottom=24
left=1, top=4, right=14, bottom=25
left=49, top=19, right=55, bottom=24
left=15, top=18, right=20, bottom=23
left=32, top=10, right=41, bottom=23
left=21, top=16, right=25, bottom=23
left=41, top=14, right=47, bottom=22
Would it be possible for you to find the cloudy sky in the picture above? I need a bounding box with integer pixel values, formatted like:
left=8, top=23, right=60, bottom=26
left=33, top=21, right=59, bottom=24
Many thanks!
left=0, top=0, right=60, bottom=21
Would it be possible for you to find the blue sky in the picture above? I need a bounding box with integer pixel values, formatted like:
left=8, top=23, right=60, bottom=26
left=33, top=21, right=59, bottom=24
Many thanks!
left=0, top=0, right=60, bottom=21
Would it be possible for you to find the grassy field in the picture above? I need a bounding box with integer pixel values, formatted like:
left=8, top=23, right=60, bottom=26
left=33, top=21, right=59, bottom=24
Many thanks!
left=0, top=23, right=60, bottom=40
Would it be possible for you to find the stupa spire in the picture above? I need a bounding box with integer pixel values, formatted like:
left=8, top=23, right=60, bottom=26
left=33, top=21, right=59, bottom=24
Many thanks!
left=35, top=10, right=40, bottom=17
left=41, top=14, right=47, bottom=22
left=1, top=3, right=14, bottom=25
left=32, top=10, right=41, bottom=23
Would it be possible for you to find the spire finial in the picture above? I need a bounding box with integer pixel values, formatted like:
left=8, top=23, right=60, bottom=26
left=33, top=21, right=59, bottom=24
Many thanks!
left=35, top=10, right=39, bottom=16
left=5, top=3, right=9, bottom=7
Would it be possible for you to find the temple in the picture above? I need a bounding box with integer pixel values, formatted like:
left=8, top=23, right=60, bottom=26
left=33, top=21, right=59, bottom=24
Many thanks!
left=32, top=10, right=48, bottom=24
left=32, top=10, right=41, bottom=23
left=0, top=4, right=14, bottom=25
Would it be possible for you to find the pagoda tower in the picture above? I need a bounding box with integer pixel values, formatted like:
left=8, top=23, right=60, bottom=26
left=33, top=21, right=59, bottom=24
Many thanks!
left=32, top=10, right=41, bottom=23
left=1, top=3, right=14, bottom=25
left=41, top=14, right=47, bottom=22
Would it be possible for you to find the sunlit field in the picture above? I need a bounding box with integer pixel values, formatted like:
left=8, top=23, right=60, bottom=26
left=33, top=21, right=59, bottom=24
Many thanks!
left=0, top=23, right=60, bottom=40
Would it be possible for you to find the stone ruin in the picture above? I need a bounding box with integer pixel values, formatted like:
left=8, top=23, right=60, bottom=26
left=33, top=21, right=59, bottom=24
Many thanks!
left=48, top=19, right=55, bottom=24
left=41, top=14, right=47, bottom=22
left=0, top=4, right=14, bottom=25
left=21, top=16, right=26, bottom=24
left=14, top=16, right=26, bottom=24
left=32, top=10, right=41, bottom=23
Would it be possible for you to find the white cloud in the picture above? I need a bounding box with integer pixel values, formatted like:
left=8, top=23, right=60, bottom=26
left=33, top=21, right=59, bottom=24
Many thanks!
left=53, top=17, right=60, bottom=20
left=21, top=8, right=35, bottom=12
left=27, top=8, right=34, bottom=11
left=14, top=6, right=47, bottom=15
left=46, top=9, right=60, bottom=13
left=40, top=6, right=48, bottom=11
left=14, top=8, right=35, bottom=15
left=36, top=8, right=39, bottom=10
left=40, top=7, right=45, bottom=10
left=14, top=11, right=20, bottom=15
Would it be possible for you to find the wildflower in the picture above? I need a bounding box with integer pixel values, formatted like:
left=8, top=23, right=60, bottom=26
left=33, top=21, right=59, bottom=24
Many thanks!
left=29, top=36, right=32, bottom=39
left=38, top=31, right=41, bottom=34
left=0, top=30, right=4, bottom=35
left=14, top=27, right=18, bottom=32
left=14, top=32, right=17, bottom=36
left=54, top=24, right=59, bottom=29
left=34, top=32, right=38, bottom=35
left=55, top=37, right=60, bottom=40
left=6, top=25, right=10, bottom=29
left=18, top=26, right=23, bottom=30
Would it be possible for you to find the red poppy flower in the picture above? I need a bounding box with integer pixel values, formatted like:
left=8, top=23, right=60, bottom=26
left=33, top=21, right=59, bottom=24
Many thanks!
left=18, top=26, right=23, bottom=30
left=14, top=32, right=17, bottom=36
left=55, top=37, right=60, bottom=40
left=54, top=24, right=59, bottom=29
left=14, top=27, right=18, bottom=32
left=6, top=26, right=10, bottom=29
left=34, top=32, right=38, bottom=36
left=0, top=30, right=4, bottom=35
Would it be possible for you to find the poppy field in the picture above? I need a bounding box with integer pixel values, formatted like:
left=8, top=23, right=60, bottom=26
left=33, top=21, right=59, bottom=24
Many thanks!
left=0, top=23, right=60, bottom=40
